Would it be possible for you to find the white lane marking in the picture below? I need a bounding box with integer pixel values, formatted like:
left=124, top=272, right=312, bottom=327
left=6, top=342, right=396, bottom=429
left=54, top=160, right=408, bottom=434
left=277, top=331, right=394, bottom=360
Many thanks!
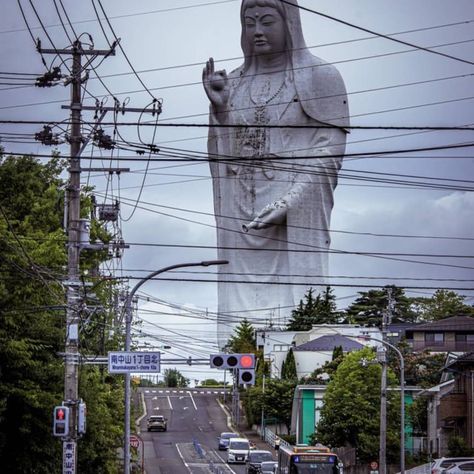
left=213, top=449, right=238, bottom=474
left=188, top=391, right=198, bottom=411
left=145, top=390, right=150, bottom=393
left=165, top=390, right=170, bottom=393
left=193, top=391, right=198, bottom=394
left=152, top=396, right=158, bottom=400
left=159, top=390, right=163, bottom=393
left=167, top=395, right=173, bottom=410
left=183, top=406, right=189, bottom=410
left=175, top=444, right=192, bottom=474
left=179, top=390, right=184, bottom=394
left=153, top=407, right=160, bottom=411
left=152, top=390, right=156, bottom=393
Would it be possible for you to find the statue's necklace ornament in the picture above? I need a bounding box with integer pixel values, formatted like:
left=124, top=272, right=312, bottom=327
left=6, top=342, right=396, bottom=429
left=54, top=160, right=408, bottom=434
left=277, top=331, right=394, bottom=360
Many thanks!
left=249, top=73, right=285, bottom=157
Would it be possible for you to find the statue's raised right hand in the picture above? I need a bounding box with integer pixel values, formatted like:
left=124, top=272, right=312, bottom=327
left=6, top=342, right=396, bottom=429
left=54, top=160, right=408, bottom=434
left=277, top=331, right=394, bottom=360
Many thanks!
left=202, top=57, right=229, bottom=111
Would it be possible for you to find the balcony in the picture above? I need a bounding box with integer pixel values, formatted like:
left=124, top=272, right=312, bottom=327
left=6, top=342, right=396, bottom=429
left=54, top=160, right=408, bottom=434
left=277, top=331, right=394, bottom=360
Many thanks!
left=439, top=392, right=467, bottom=420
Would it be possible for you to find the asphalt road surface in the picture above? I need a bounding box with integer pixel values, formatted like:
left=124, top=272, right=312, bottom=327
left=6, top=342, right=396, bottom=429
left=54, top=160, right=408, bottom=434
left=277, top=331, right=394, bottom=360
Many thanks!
left=138, top=388, right=249, bottom=474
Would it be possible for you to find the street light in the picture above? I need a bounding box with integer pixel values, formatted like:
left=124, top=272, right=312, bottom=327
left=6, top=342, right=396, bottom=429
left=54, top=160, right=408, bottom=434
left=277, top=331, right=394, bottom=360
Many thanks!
left=123, top=259, right=228, bottom=473
left=359, top=335, right=405, bottom=474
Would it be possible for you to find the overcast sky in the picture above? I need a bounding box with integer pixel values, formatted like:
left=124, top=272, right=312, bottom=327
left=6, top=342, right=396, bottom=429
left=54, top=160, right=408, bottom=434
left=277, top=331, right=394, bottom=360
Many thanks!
left=1, top=0, right=473, bottom=382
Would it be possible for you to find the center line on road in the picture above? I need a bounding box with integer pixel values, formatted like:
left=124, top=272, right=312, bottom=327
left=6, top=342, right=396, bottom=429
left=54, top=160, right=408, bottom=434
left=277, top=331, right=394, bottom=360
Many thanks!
left=167, top=395, right=173, bottom=410
left=188, top=391, right=198, bottom=410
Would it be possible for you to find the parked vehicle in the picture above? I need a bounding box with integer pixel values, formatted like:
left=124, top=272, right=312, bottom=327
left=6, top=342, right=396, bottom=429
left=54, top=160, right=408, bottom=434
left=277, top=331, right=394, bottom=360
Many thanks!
left=246, top=450, right=274, bottom=473
left=432, top=458, right=474, bottom=474
left=227, top=437, right=250, bottom=464
left=146, top=415, right=167, bottom=432
left=218, top=432, right=238, bottom=450
left=442, top=460, right=474, bottom=474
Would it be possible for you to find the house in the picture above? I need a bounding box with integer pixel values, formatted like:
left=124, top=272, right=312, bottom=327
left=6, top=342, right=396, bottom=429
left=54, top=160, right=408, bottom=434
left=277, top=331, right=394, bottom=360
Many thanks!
left=290, top=384, right=423, bottom=450
left=405, top=316, right=474, bottom=353
left=256, top=325, right=382, bottom=378
left=417, top=351, right=474, bottom=457
left=293, top=335, right=364, bottom=380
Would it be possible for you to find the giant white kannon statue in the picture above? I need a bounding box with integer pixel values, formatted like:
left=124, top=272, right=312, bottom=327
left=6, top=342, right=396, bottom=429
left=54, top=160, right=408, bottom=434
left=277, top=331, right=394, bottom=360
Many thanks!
left=202, top=0, right=349, bottom=347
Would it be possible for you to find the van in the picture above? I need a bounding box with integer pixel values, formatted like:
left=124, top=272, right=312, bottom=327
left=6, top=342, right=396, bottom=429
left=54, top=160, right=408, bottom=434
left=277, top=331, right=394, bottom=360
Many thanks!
left=227, top=437, right=250, bottom=464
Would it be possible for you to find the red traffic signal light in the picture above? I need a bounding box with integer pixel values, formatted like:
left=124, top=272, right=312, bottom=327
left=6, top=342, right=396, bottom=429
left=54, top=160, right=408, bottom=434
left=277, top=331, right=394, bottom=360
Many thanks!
left=53, top=405, right=70, bottom=437
left=210, top=353, right=255, bottom=369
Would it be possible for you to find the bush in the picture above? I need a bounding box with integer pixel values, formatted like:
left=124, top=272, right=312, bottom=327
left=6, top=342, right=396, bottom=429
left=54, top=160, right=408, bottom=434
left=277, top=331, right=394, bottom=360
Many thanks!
left=448, top=435, right=474, bottom=456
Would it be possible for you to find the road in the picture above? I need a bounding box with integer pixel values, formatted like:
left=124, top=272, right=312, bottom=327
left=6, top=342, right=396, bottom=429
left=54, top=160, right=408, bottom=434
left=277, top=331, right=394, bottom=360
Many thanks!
left=137, top=387, right=249, bottom=474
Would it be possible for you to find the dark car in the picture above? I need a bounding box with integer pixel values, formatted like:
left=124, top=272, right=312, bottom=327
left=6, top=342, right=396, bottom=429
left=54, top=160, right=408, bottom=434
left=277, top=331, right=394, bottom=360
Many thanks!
left=246, top=450, right=274, bottom=474
left=218, top=432, right=238, bottom=450
left=147, top=415, right=167, bottom=432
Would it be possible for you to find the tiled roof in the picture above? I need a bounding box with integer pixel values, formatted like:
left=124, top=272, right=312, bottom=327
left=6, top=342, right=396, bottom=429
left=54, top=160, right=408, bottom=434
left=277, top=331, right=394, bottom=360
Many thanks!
left=407, top=316, right=474, bottom=332
left=446, top=352, right=474, bottom=369
left=294, top=334, right=364, bottom=352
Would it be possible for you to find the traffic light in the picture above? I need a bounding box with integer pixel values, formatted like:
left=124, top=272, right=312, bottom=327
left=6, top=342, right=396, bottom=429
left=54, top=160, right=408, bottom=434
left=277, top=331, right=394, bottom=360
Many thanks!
left=239, top=368, right=255, bottom=386
left=210, top=353, right=255, bottom=370
left=53, top=406, right=70, bottom=437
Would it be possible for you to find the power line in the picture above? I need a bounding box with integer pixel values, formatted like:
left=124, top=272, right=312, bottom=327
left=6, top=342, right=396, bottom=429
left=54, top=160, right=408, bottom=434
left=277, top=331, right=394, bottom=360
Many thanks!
left=280, top=0, right=474, bottom=66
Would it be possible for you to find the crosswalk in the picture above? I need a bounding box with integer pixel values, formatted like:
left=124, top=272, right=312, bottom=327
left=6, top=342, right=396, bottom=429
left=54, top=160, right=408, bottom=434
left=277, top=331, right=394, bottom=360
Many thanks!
left=143, top=389, right=227, bottom=395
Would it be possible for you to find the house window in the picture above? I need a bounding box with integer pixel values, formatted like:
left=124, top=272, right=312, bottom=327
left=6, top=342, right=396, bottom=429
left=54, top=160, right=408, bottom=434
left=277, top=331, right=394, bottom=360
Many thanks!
left=456, top=333, right=474, bottom=342
left=425, top=333, right=444, bottom=344
left=273, top=344, right=290, bottom=352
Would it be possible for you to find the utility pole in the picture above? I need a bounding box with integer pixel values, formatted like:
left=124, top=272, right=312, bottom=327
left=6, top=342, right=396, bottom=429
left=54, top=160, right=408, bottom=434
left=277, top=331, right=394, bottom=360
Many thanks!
left=379, top=288, right=394, bottom=474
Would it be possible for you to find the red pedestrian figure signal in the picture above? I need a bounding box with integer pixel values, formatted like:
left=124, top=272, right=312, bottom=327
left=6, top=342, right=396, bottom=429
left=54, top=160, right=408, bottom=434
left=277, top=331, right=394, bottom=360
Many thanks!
left=53, top=405, right=70, bottom=437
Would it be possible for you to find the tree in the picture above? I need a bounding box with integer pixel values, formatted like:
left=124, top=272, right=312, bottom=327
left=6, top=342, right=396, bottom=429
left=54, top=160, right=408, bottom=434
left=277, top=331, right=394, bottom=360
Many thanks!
left=0, top=155, right=123, bottom=472
left=163, top=369, right=189, bottom=388
left=302, top=345, right=345, bottom=385
left=225, top=319, right=256, bottom=353
left=287, top=287, right=340, bottom=331
left=242, top=379, right=296, bottom=431
left=281, top=348, right=297, bottom=381
left=316, top=347, right=400, bottom=463
left=412, top=289, right=474, bottom=321
left=345, top=286, right=416, bottom=326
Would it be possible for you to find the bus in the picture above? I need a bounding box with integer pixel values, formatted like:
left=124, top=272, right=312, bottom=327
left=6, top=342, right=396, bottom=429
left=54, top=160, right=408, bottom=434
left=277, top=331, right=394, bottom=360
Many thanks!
left=277, top=445, right=343, bottom=474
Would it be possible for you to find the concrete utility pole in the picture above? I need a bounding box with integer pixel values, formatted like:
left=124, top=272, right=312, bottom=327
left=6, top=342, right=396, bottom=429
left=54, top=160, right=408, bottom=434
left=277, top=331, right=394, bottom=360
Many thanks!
left=63, top=40, right=82, bottom=473
left=379, top=288, right=394, bottom=474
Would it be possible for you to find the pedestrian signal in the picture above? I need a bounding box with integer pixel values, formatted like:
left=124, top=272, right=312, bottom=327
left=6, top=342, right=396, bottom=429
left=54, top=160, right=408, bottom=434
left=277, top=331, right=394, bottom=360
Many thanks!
left=53, top=405, right=70, bottom=437
left=210, top=353, right=255, bottom=370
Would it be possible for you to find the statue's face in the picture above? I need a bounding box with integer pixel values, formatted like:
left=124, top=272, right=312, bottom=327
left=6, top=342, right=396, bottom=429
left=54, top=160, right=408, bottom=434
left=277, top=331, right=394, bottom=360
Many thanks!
left=243, top=6, right=286, bottom=56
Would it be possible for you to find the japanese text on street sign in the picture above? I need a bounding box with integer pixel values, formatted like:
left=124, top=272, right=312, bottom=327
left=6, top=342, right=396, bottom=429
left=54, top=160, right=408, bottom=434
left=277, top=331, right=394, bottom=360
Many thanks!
left=108, top=351, right=161, bottom=374
left=63, top=441, right=76, bottom=474
left=130, top=434, right=140, bottom=449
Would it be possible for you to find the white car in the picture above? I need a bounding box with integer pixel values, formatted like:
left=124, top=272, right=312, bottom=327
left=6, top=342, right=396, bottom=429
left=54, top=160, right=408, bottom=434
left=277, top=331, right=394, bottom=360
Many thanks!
left=227, top=437, right=250, bottom=464
left=431, top=457, right=474, bottom=474
left=443, top=460, right=474, bottom=474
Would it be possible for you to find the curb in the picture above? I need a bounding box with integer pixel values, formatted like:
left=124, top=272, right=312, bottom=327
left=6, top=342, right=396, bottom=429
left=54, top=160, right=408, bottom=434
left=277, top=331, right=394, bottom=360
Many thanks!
left=135, top=391, right=147, bottom=434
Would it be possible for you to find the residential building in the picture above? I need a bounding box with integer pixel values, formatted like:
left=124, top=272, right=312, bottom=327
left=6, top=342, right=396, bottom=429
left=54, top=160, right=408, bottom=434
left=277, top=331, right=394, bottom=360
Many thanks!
left=405, top=316, right=474, bottom=353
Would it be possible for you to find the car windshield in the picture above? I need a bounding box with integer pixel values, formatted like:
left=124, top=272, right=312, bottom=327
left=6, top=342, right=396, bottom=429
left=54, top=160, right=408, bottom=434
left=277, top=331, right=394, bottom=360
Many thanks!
left=230, top=441, right=249, bottom=450
left=149, top=417, right=163, bottom=421
left=221, top=433, right=235, bottom=439
left=250, top=452, right=273, bottom=462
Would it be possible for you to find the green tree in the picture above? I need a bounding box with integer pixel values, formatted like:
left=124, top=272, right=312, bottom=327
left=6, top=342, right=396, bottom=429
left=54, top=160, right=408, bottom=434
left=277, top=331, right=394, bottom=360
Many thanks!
left=242, top=379, right=296, bottom=430
left=0, top=155, right=123, bottom=472
left=225, top=319, right=256, bottom=353
left=287, top=287, right=340, bottom=331
left=316, top=347, right=400, bottom=463
left=302, top=346, right=345, bottom=385
left=345, top=286, right=416, bottom=326
left=163, top=369, right=189, bottom=388
left=281, top=348, right=297, bottom=381
left=412, top=289, right=474, bottom=321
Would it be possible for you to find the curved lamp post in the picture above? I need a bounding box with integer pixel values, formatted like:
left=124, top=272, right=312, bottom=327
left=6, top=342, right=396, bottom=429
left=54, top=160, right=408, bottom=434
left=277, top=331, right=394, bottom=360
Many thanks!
left=360, top=335, right=405, bottom=474
left=123, top=259, right=228, bottom=473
